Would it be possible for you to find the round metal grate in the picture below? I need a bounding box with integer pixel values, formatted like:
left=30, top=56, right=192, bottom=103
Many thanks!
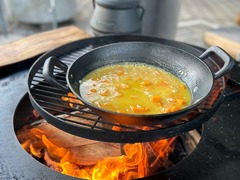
left=27, top=35, right=225, bottom=143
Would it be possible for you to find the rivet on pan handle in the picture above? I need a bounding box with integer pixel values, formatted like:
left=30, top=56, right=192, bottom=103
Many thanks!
left=42, top=56, right=69, bottom=92
left=199, top=46, right=235, bottom=79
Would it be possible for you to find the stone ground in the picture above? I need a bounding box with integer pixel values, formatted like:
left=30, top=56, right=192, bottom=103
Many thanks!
left=0, top=0, right=239, bottom=48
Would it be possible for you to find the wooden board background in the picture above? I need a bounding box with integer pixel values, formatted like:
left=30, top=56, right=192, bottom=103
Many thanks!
left=0, top=26, right=91, bottom=67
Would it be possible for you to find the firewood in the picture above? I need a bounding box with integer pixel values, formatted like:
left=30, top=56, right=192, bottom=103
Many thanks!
left=17, top=112, right=103, bottom=148
left=17, top=112, right=122, bottom=166
left=66, top=142, right=121, bottom=166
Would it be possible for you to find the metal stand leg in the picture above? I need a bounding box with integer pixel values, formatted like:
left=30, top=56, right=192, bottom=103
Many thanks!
left=0, top=0, right=8, bottom=36
left=49, top=0, right=58, bottom=29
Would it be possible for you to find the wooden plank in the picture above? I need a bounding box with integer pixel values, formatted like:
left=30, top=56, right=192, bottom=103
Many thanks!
left=204, top=26, right=240, bottom=61
left=0, top=26, right=91, bottom=67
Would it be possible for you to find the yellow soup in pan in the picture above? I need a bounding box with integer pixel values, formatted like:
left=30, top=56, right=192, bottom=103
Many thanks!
left=80, top=62, right=192, bottom=114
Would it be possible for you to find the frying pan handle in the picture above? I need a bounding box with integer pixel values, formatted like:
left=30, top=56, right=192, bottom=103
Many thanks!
left=42, top=56, right=69, bottom=92
left=199, top=46, right=234, bottom=79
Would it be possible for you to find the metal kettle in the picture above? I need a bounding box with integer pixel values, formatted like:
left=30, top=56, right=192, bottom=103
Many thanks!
left=90, top=0, right=144, bottom=36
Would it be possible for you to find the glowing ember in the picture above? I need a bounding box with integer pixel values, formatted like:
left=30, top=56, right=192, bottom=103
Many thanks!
left=61, top=92, right=83, bottom=108
left=20, top=127, right=176, bottom=180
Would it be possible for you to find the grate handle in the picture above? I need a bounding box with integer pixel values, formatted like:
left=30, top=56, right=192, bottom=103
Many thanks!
left=42, top=56, right=69, bottom=92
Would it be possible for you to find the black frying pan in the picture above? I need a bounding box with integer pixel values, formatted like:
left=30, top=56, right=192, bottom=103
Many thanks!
left=43, top=42, right=234, bottom=126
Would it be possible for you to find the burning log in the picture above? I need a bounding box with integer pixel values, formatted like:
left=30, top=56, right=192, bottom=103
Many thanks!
left=17, top=120, right=99, bottom=148
left=17, top=110, right=178, bottom=179
left=181, top=129, right=201, bottom=155
left=64, top=142, right=121, bottom=166
left=17, top=111, right=101, bottom=147
left=17, top=112, right=122, bottom=166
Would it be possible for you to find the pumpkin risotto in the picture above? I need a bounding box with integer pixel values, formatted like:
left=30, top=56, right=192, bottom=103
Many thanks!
left=80, top=62, right=192, bottom=114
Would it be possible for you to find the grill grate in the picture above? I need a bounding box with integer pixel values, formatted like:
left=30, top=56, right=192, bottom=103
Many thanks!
left=28, top=35, right=225, bottom=143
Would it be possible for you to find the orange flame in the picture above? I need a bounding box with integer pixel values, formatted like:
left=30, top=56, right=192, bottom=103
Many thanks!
left=21, top=127, right=176, bottom=180
left=61, top=92, right=83, bottom=108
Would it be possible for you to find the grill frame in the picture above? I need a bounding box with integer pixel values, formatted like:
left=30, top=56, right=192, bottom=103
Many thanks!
left=27, top=35, right=225, bottom=143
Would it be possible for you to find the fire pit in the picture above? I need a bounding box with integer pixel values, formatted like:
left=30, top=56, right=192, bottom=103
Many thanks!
left=15, top=99, right=198, bottom=179
left=1, top=35, right=240, bottom=180
left=12, top=90, right=240, bottom=180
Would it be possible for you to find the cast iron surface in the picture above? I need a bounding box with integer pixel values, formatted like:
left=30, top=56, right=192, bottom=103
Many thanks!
left=28, top=35, right=225, bottom=143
